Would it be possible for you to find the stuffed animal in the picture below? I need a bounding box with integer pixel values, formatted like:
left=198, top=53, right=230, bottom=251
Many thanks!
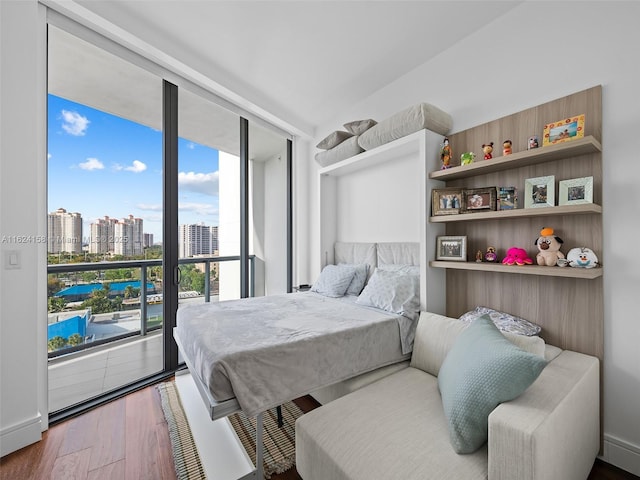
left=460, top=151, right=475, bottom=165
left=502, top=247, right=533, bottom=266
left=535, top=227, right=565, bottom=266
left=566, top=247, right=599, bottom=268
left=503, top=139, right=513, bottom=156
left=482, top=142, right=494, bottom=160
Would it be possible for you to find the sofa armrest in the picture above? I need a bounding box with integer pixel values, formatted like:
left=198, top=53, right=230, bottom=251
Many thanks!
left=488, top=350, right=599, bottom=480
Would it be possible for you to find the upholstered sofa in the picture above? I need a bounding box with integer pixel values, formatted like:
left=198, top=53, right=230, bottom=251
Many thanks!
left=296, top=311, right=600, bottom=480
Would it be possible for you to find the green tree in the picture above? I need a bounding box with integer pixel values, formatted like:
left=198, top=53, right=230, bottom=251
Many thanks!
left=48, top=296, right=67, bottom=313
left=48, top=336, right=67, bottom=352
left=124, top=285, right=135, bottom=299
left=67, top=333, right=83, bottom=346
left=47, top=276, right=64, bottom=297
left=81, top=287, right=113, bottom=313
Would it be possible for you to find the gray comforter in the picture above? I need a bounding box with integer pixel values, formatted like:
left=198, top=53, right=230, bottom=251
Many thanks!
left=175, top=292, right=413, bottom=417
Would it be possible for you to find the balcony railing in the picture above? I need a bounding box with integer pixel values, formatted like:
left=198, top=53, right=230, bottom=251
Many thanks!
left=47, top=255, right=254, bottom=358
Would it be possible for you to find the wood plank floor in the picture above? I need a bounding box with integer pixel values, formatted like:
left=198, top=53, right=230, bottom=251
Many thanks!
left=1, top=382, right=637, bottom=480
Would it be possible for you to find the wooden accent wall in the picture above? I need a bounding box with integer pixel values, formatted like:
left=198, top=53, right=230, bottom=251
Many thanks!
left=443, top=86, right=603, bottom=361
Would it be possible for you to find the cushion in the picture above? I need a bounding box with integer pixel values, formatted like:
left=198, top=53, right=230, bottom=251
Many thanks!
left=339, top=263, right=369, bottom=296
left=310, top=264, right=356, bottom=297
left=459, top=306, right=542, bottom=336
left=377, top=263, right=420, bottom=276
left=356, top=268, right=420, bottom=321
left=411, top=312, right=545, bottom=377
left=343, top=118, right=377, bottom=136
left=314, top=136, right=364, bottom=167
left=438, top=315, right=547, bottom=454
left=316, top=130, right=353, bottom=150
left=358, top=102, right=452, bottom=151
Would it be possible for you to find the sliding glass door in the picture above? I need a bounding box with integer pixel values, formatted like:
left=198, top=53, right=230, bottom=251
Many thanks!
left=47, top=25, right=166, bottom=414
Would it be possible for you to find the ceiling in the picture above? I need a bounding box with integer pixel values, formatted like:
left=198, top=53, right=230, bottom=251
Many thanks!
left=70, top=1, right=522, bottom=138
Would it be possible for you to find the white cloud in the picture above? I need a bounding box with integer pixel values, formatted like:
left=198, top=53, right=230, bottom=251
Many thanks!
left=79, top=157, right=104, bottom=170
left=61, top=110, right=90, bottom=136
left=179, top=202, right=218, bottom=216
left=178, top=171, right=219, bottom=196
left=136, top=203, right=163, bottom=212
left=125, top=160, right=147, bottom=173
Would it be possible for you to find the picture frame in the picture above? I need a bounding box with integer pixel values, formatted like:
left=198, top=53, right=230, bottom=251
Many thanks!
left=497, top=186, right=518, bottom=210
left=461, top=187, right=497, bottom=213
left=524, top=175, right=555, bottom=208
left=436, top=235, right=467, bottom=262
left=543, top=114, right=585, bottom=146
left=432, top=188, right=463, bottom=216
left=558, top=176, right=593, bottom=205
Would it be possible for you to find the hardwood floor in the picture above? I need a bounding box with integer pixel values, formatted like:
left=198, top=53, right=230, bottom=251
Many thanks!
left=1, top=383, right=636, bottom=480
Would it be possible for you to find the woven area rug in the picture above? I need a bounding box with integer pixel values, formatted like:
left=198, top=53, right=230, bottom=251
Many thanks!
left=157, top=380, right=304, bottom=480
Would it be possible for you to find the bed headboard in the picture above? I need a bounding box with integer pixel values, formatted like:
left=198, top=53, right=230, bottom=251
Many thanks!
left=334, top=242, right=420, bottom=277
left=376, top=242, right=420, bottom=266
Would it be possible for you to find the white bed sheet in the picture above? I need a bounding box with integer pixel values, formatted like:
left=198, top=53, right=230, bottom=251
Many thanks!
left=175, top=292, right=411, bottom=417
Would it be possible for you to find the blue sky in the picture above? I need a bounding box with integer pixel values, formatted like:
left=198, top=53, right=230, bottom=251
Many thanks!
left=48, top=94, right=220, bottom=243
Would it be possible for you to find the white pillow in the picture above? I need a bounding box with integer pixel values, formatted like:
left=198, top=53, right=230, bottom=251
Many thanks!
left=459, top=306, right=542, bottom=336
left=377, top=263, right=420, bottom=276
left=315, top=130, right=353, bottom=150
left=339, top=263, right=369, bottom=296
left=310, top=264, right=356, bottom=297
left=356, top=268, right=420, bottom=320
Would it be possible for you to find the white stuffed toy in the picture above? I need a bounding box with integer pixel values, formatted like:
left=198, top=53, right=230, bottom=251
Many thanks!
left=566, top=247, right=599, bottom=268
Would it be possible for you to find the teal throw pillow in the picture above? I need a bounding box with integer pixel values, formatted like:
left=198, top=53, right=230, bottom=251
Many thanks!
left=437, top=314, right=547, bottom=454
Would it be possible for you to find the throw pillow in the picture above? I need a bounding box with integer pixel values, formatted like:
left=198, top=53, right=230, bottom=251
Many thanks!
left=459, top=306, right=542, bottom=336
left=438, top=315, right=547, bottom=454
left=343, top=118, right=377, bottom=136
left=310, top=264, right=356, bottom=297
left=315, top=130, right=353, bottom=150
left=356, top=268, right=420, bottom=321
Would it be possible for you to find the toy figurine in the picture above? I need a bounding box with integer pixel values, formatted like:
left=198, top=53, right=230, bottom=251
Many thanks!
left=440, top=137, right=452, bottom=169
left=482, top=142, right=494, bottom=160
left=484, top=246, right=497, bottom=262
left=566, top=247, right=599, bottom=268
left=535, top=227, right=565, bottom=266
left=528, top=135, right=539, bottom=150
left=502, top=247, right=533, bottom=266
left=503, top=139, right=512, bottom=156
left=460, top=151, right=475, bottom=165
left=476, top=250, right=483, bottom=262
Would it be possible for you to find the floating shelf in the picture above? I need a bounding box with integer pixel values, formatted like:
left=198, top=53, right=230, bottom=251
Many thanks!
left=430, top=203, right=602, bottom=223
left=429, top=136, right=602, bottom=181
left=430, top=260, right=603, bottom=279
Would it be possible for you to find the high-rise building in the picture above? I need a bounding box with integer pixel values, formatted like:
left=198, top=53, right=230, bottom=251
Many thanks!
left=89, top=216, right=118, bottom=254
left=179, top=223, right=218, bottom=257
left=89, top=214, right=143, bottom=256
left=143, top=233, right=154, bottom=248
left=113, top=214, right=143, bottom=256
left=48, top=208, right=82, bottom=253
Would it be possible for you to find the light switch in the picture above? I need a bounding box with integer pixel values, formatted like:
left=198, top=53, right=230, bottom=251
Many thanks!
left=4, top=250, right=20, bottom=269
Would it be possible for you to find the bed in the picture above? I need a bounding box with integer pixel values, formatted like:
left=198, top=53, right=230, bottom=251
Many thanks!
left=174, top=242, right=420, bottom=479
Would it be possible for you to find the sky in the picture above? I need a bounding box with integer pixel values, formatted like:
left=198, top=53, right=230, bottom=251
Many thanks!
left=47, top=94, right=220, bottom=243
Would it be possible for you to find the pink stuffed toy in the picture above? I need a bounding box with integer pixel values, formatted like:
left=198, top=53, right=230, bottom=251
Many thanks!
left=502, top=247, right=533, bottom=266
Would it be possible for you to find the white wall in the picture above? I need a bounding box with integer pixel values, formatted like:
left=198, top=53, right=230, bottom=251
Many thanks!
left=218, top=151, right=241, bottom=301
left=309, top=2, right=640, bottom=474
left=0, top=1, right=48, bottom=455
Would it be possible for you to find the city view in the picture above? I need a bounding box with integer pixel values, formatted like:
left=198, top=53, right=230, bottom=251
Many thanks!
left=47, top=93, right=222, bottom=354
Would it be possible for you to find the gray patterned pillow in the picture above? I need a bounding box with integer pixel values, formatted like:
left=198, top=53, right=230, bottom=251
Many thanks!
left=459, top=306, right=542, bottom=336
left=310, top=264, right=356, bottom=297
left=339, top=263, right=369, bottom=296
left=356, top=268, right=420, bottom=321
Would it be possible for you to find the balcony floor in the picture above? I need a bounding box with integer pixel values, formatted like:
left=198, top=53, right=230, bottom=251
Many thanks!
left=48, top=332, right=163, bottom=412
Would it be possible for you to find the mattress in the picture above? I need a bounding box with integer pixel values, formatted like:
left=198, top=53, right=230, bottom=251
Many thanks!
left=175, top=292, right=411, bottom=417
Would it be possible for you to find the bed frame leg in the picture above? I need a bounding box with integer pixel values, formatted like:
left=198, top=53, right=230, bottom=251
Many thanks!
left=276, top=405, right=283, bottom=428
left=256, top=412, right=264, bottom=479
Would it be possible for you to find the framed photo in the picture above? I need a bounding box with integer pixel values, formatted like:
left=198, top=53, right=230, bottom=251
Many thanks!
left=543, top=114, right=585, bottom=146
left=497, top=186, right=518, bottom=210
left=559, top=176, right=593, bottom=205
left=436, top=235, right=467, bottom=262
left=432, top=188, right=463, bottom=216
left=461, top=187, right=497, bottom=212
left=524, top=175, right=555, bottom=208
